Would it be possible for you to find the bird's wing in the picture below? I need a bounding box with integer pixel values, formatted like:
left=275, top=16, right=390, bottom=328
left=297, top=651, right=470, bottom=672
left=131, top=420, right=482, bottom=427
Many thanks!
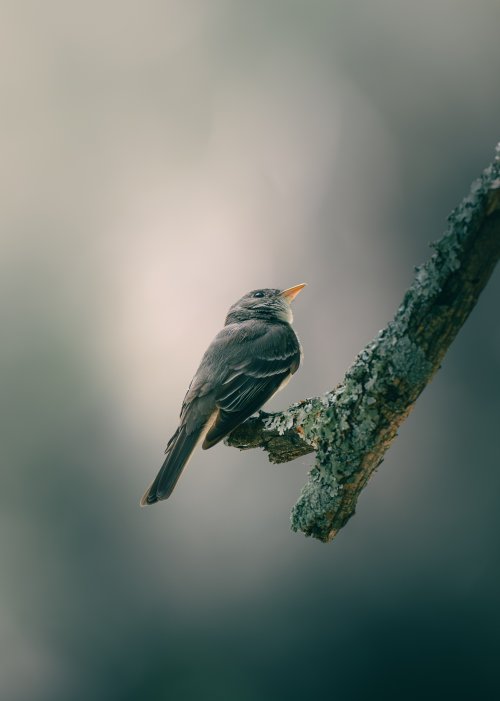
left=202, top=322, right=301, bottom=449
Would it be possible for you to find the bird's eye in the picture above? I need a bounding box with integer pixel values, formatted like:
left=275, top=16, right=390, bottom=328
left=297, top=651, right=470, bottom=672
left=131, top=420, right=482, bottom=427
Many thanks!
left=253, top=291, right=264, bottom=298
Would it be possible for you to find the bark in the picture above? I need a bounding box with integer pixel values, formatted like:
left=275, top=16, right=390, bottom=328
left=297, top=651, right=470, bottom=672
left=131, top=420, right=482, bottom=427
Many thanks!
left=226, top=145, right=500, bottom=542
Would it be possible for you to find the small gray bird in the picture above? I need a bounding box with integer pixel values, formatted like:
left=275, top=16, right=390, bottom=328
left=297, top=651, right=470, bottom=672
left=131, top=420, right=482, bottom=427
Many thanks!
left=140, top=283, right=306, bottom=505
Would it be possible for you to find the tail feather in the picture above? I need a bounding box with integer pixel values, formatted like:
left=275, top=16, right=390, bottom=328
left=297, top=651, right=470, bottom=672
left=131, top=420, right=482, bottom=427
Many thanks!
left=140, top=424, right=203, bottom=506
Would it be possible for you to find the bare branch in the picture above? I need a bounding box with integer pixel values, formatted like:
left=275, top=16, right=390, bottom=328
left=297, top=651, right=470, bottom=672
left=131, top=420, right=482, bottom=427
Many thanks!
left=226, top=145, right=500, bottom=542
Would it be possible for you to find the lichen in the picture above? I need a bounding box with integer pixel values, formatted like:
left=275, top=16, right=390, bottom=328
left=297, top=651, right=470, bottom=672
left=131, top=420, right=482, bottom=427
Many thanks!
left=387, top=336, right=431, bottom=387
left=288, top=145, right=500, bottom=540
left=227, top=145, right=500, bottom=542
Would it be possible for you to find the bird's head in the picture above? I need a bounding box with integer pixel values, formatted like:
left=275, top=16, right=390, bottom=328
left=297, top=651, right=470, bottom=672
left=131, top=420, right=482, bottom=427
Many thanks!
left=225, top=283, right=306, bottom=325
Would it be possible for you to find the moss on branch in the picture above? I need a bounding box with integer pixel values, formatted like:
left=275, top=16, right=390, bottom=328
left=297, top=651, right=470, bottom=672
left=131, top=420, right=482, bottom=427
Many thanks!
left=226, top=144, right=500, bottom=542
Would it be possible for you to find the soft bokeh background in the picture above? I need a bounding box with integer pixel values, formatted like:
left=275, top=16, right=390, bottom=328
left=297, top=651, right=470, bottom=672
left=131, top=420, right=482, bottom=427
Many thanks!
left=1, top=2, right=499, bottom=699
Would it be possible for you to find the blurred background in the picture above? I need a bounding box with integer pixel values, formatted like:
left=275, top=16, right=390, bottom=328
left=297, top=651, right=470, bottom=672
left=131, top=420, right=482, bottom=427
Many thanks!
left=1, top=1, right=500, bottom=699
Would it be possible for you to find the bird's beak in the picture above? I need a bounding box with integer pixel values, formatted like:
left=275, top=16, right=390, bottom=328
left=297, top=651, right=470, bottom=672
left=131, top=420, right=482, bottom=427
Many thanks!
left=280, top=283, right=307, bottom=303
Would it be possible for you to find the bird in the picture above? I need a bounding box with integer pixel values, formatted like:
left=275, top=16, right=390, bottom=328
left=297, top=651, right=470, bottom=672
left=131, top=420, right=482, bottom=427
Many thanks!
left=140, top=283, right=306, bottom=506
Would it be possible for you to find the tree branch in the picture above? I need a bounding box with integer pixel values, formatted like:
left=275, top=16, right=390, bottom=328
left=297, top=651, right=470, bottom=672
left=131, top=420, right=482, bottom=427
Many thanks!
left=226, top=145, right=500, bottom=542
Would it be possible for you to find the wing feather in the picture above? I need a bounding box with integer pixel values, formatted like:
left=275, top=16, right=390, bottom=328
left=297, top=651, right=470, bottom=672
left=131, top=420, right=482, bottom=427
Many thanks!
left=202, top=323, right=301, bottom=449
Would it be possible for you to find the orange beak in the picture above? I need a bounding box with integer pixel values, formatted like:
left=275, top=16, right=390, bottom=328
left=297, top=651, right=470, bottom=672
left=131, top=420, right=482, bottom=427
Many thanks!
left=280, top=283, right=307, bottom=303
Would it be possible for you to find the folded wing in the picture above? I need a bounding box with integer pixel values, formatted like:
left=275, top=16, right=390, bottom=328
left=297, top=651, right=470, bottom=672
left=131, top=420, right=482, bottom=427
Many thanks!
left=202, top=325, right=301, bottom=449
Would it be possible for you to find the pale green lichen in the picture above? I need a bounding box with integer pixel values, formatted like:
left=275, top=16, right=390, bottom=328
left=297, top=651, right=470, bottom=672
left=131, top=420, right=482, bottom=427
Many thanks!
left=290, top=145, right=500, bottom=540
left=225, top=144, right=500, bottom=541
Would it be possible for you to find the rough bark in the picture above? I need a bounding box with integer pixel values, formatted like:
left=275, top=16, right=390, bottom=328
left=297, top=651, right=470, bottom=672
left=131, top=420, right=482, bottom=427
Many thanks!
left=226, top=145, right=500, bottom=542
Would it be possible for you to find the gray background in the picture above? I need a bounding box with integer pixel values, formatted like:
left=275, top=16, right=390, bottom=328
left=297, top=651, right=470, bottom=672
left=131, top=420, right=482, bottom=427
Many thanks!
left=1, top=2, right=499, bottom=699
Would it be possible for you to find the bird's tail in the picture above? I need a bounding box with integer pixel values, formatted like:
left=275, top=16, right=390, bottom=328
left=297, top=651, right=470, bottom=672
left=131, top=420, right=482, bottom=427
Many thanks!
left=140, top=424, right=203, bottom=506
